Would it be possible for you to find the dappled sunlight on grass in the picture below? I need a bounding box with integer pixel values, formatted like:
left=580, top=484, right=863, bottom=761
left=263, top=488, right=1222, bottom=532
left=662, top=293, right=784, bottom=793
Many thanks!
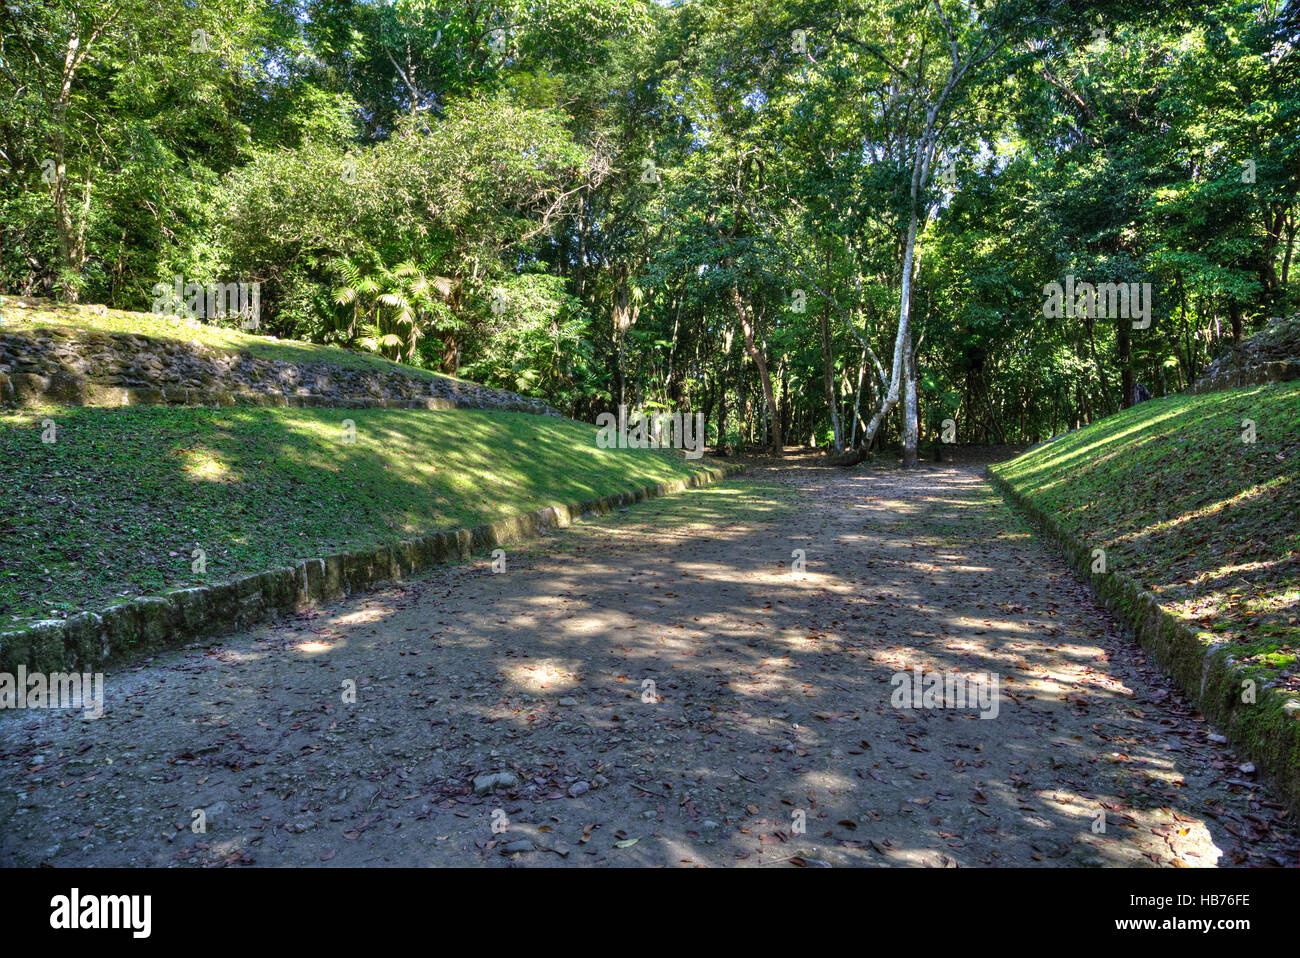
left=8, top=300, right=452, bottom=381
left=1112, top=475, right=1290, bottom=547
left=991, top=380, right=1299, bottom=712
left=174, top=446, right=237, bottom=483
left=4, top=451, right=1285, bottom=870
left=0, top=404, right=722, bottom=619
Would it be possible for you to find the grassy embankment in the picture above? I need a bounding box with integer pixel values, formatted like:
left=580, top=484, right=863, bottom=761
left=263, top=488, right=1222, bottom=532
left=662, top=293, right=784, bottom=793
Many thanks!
left=991, top=381, right=1299, bottom=703
left=2, top=300, right=722, bottom=622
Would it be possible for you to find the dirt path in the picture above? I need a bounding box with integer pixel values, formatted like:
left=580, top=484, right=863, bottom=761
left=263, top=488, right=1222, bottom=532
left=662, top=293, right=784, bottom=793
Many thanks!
left=2, top=456, right=1295, bottom=867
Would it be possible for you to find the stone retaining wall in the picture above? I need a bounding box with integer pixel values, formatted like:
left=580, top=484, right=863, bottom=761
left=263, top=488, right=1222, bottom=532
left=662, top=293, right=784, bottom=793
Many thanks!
left=1189, top=313, right=1300, bottom=395
left=1186, top=359, right=1298, bottom=395
left=0, top=326, right=558, bottom=415
left=0, top=462, right=743, bottom=677
left=987, top=467, right=1300, bottom=815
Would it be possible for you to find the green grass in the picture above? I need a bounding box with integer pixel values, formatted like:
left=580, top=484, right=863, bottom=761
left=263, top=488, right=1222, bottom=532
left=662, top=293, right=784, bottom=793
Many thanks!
left=991, top=382, right=1299, bottom=692
left=1, top=297, right=475, bottom=383
left=0, top=404, right=722, bottom=622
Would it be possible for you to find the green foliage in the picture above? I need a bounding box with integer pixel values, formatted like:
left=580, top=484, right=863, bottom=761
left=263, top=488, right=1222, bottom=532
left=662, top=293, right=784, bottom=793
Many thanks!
left=2, top=0, right=1297, bottom=432
left=461, top=273, right=605, bottom=408
left=334, top=258, right=458, bottom=361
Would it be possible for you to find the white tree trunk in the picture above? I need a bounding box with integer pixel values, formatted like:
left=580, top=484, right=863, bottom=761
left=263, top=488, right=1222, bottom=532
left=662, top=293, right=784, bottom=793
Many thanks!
left=902, top=329, right=919, bottom=467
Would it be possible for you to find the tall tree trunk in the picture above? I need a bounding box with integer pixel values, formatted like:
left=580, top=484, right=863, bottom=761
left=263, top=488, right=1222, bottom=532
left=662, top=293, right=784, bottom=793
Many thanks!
left=729, top=284, right=781, bottom=456
left=440, top=333, right=459, bottom=374
left=666, top=298, right=683, bottom=405
left=612, top=299, right=627, bottom=410
left=610, top=275, right=639, bottom=411
left=835, top=205, right=922, bottom=468
left=1083, top=312, right=1112, bottom=413
left=847, top=345, right=867, bottom=449
left=1281, top=214, right=1296, bottom=287
left=902, top=328, right=919, bottom=467
left=716, top=334, right=731, bottom=453
left=853, top=100, right=941, bottom=465
left=830, top=17, right=1001, bottom=468
left=1178, top=273, right=1196, bottom=385
left=779, top=356, right=791, bottom=449
left=47, top=10, right=120, bottom=301
left=1118, top=316, right=1134, bottom=408
left=52, top=35, right=83, bottom=301
left=441, top=286, right=463, bottom=373
left=818, top=303, right=845, bottom=452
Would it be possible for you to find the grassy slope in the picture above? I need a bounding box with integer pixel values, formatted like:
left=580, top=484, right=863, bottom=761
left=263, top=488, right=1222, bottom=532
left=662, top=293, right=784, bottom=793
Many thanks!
left=1, top=404, right=719, bottom=622
left=1, top=297, right=475, bottom=383
left=991, top=382, right=1299, bottom=691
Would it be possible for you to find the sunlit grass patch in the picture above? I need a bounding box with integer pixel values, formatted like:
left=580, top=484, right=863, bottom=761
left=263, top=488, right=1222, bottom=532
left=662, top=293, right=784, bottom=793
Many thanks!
left=2, top=298, right=476, bottom=383
left=991, top=381, right=1299, bottom=688
left=0, top=404, right=723, bottom=622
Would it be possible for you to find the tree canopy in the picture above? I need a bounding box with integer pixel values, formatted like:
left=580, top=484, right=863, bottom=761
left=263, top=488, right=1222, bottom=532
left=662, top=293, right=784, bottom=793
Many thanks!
left=4, top=0, right=1297, bottom=457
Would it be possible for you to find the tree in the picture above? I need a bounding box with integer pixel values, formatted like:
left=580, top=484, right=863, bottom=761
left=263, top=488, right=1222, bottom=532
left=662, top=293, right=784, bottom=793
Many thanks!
left=1, top=0, right=270, bottom=300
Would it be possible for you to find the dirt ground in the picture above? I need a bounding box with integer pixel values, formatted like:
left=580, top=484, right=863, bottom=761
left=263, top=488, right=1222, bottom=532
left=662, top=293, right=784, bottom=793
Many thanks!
left=2, top=455, right=1296, bottom=867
